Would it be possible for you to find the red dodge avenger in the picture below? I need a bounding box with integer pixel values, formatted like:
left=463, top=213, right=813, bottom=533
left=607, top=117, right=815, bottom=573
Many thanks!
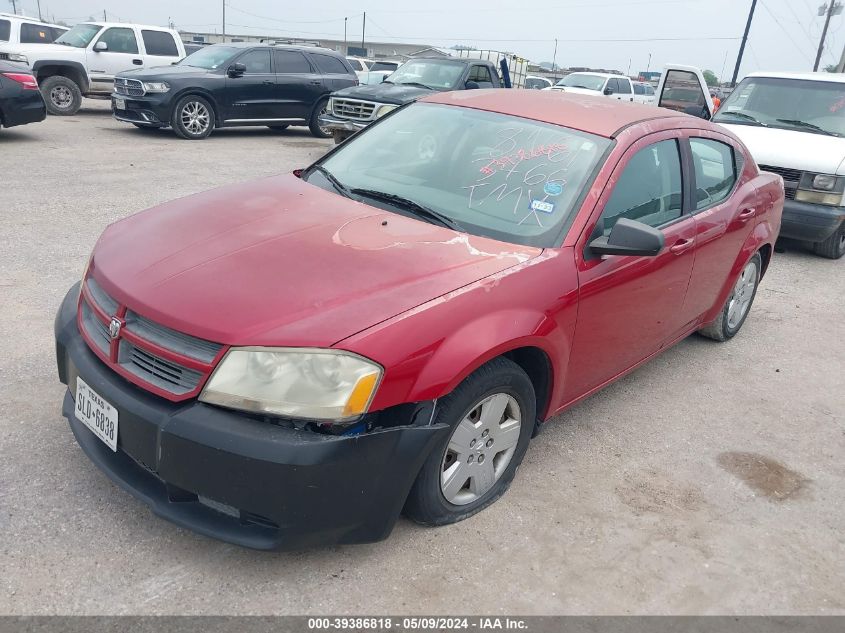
left=55, top=90, right=783, bottom=549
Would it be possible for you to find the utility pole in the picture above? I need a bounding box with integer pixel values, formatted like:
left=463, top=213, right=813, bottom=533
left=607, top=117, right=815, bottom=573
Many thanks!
left=645, top=52, right=652, bottom=74
left=222, top=0, right=226, bottom=43
left=8, top=0, right=15, bottom=14
left=814, top=2, right=843, bottom=71
left=103, top=9, right=107, bottom=21
left=361, top=12, right=366, bottom=52
left=552, top=38, right=558, bottom=82
left=36, top=0, right=42, bottom=20
left=344, top=17, right=347, bottom=54
left=836, top=41, right=845, bottom=72
left=731, top=0, right=757, bottom=86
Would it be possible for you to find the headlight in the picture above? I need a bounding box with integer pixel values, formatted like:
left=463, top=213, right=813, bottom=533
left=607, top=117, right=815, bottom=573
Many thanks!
left=199, top=348, right=382, bottom=421
left=812, top=174, right=836, bottom=190
left=375, top=104, right=398, bottom=119
left=7, top=53, right=28, bottom=63
left=797, top=172, right=845, bottom=205
left=142, top=81, right=170, bottom=93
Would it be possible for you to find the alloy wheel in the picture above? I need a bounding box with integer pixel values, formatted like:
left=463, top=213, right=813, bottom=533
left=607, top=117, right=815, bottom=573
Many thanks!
left=726, top=260, right=759, bottom=330
left=180, top=101, right=210, bottom=135
left=50, top=86, right=72, bottom=109
left=317, top=103, right=331, bottom=136
left=440, top=393, right=522, bottom=506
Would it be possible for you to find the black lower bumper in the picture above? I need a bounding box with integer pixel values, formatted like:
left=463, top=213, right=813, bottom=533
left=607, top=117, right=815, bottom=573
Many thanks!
left=55, top=284, right=449, bottom=550
left=0, top=91, right=46, bottom=128
left=111, top=93, right=171, bottom=127
left=780, top=199, right=845, bottom=243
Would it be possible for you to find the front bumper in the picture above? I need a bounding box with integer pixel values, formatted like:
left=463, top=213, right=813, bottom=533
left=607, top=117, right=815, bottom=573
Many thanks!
left=780, top=199, right=845, bottom=243
left=55, top=284, right=449, bottom=550
left=111, top=93, right=172, bottom=127
left=318, top=113, right=371, bottom=134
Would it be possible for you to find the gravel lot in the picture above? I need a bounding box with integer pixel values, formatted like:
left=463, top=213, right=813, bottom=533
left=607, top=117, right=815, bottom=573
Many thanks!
left=1, top=101, right=843, bottom=616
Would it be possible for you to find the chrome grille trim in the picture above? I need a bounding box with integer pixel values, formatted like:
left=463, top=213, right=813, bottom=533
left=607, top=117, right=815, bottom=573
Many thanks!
left=85, top=277, right=119, bottom=316
left=331, top=98, right=378, bottom=121
left=114, top=77, right=145, bottom=97
left=118, top=340, right=203, bottom=395
left=80, top=301, right=110, bottom=354
left=124, top=310, right=222, bottom=363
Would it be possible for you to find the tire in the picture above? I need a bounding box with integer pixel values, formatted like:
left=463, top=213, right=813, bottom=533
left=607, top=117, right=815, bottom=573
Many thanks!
left=332, top=130, right=351, bottom=145
left=309, top=98, right=331, bottom=138
left=170, top=95, right=215, bottom=140
left=404, top=357, right=536, bottom=526
left=40, top=75, right=83, bottom=116
left=698, top=252, right=762, bottom=342
left=813, top=222, right=845, bottom=259
left=267, top=124, right=289, bottom=131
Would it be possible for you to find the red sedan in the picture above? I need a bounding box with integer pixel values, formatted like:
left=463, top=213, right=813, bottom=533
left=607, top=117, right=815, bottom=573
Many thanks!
left=54, top=90, right=783, bottom=549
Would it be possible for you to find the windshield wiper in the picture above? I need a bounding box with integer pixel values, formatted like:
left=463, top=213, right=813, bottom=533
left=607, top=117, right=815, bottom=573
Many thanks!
left=350, top=188, right=463, bottom=231
left=395, top=81, right=433, bottom=90
left=310, top=165, right=352, bottom=198
left=775, top=119, right=840, bottom=137
left=715, top=111, right=767, bottom=126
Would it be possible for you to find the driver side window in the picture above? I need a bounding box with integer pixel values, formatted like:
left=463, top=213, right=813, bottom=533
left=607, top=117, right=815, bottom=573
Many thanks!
left=598, top=140, right=683, bottom=236
left=96, top=27, right=138, bottom=54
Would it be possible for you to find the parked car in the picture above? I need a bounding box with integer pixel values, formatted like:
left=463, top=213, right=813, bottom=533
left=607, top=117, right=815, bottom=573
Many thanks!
left=0, top=21, right=185, bottom=115
left=55, top=90, right=782, bottom=550
left=525, top=75, right=552, bottom=90
left=320, top=56, right=505, bottom=144
left=0, top=58, right=45, bottom=129
left=547, top=71, right=635, bottom=102
left=111, top=43, right=357, bottom=139
left=632, top=80, right=655, bottom=104
left=346, top=57, right=400, bottom=82
left=357, top=70, right=393, bottom=85
left=0, top=12, right=67, bottom=48
left=654, top=65, right=845, bottom=259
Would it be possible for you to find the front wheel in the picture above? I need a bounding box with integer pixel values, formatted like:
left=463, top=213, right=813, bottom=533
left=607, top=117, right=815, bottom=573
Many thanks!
left=309, top=98, right=332, bottom=138
left=813, top=222, right=845, bottom=259
left=404, top=357, right=535, bottom=526
left=40, top=76, right=83, bottom=116
left=698, top=252, right=762, bottom=342
left=171, top=95, right=215, bottom=140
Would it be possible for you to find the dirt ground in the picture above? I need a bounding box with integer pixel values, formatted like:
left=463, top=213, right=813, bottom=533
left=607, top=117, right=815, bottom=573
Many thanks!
left=0, top=101, right=842, bottom=615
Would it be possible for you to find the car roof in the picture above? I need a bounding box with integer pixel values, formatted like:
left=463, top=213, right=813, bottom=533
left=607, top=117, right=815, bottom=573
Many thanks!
left=0, top=12, right=66, bottom=27
left=214, top=41, right=342, bottom=54
left=420, top=89, right=689, bottom=138
left=746, top=70, right=845, bottom=84
left=72, top=21, right=175, bottom=30
left=566, top=71, right=624, bottom=78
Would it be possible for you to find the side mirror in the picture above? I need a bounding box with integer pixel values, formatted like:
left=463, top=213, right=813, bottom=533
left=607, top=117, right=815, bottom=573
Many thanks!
left=588, top=218, right=665, bottom=257
left=465, top=80, right=480, bottom=90
left=603, top=86, right=613, bottom=95
left=227, top=62, right=246, bottom=78
left=93, top=41, right=108, bottom=52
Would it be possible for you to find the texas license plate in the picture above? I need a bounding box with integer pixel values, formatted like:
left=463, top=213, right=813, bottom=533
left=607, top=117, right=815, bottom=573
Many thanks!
left=75, top=377, right=118, bottom=451
left=113, top=97, right=126, bottom=111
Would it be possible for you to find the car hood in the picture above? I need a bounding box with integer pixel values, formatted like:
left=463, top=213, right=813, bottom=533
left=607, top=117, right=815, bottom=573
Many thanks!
left=117, top=64, right=212, bottom=79
left=91, top=174, right=540, bottom=348
left=0, top=42, right=83, bottom=57
left=331, top=82, right=437, bottom=105
left=717, top=121, right=845, bottom=174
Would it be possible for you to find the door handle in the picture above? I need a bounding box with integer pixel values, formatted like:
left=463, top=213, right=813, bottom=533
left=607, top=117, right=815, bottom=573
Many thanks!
left=309, top=80, right=322, bottom=85
left=738, top=207, right=756, bottom=222
left=262, top=80, right=274, bottom=85
left=132, top=59, right=142, bottom=65
left=670, top=238, right=695, bottom=255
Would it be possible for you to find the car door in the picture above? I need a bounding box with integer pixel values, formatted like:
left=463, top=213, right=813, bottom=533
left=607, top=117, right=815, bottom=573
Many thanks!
left=617, top=77, right=634, bottom=102
left=680, top=132, right=760, bottom=321
left=88, top=26, right=143, bottom=91
left=656, top=64, right=714, bottom=119
left=564, top=133, right=698, bottom=401
left=224, top=48, right=277, bottom=121
left=274, top=49, right=323, bottom=120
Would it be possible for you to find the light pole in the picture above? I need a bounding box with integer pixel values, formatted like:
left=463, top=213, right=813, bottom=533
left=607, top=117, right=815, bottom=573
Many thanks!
left=222, top=0, right=226, bottom=43
left=732, top=0, right=757, bottom=86
left=645, top=52, right=652, bottom=74
left=344, top=17, right=348, bottom=54
left=814, top=1, right=844, bottom=71
left=552, top=38, right=558, bottom=82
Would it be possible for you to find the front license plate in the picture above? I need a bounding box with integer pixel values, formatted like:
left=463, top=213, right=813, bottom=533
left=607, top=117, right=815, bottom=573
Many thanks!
left=113, top=97, right=126, bottom=111
left=75, top=377, right=118, bottom=452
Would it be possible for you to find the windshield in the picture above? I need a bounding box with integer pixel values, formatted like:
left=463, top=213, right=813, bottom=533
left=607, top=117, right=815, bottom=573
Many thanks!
left=54, top=23, right=101, bottom=48
left=554, top=73, right=606, bottom=91
left=387, top=60, right=466, bottom=90
left=178, top=45, right=238, bottom=69
left=308, top=103, right=611, bottom=247
left=714, top=76, right=845, bottom=136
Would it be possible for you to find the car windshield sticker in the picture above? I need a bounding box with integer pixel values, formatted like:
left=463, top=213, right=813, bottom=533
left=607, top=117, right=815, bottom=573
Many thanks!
left=543, top=182, right=564, bottom=196
left=530, top=199, right=555, bottom=214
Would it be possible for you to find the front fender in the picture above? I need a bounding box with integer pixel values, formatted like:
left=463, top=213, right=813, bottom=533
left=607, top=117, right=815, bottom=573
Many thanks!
left=32, top=60, right=90, bottom=91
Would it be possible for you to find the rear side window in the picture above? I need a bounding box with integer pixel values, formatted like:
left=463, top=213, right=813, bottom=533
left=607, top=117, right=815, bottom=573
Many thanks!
left=645, top=85, right=655, bottom=95
left=633, top=83, right=644, bottom=95
left=311, top=53, right=350, bottom=75
left=238, top=49, right=272, bottom=74
left=97, top=27, right=139, bottom=54
left=274, top=50, right=312, bottom=74
left=142, top=30, right=178, bottom=56
left=617, top=79, right=632, bottom=94
left=347, top=58, right=363, bottom=71
left=690, top=138, right=737, bottom=210
left=599, top=140, right=683, bottom=235
left=20, top=23, right=57, bottom=43
left=0, top=19, right=9, bottom=41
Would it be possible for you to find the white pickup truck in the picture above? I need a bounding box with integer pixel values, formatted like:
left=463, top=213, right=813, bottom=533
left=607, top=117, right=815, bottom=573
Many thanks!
left=655, top=64, right=845, bottom=259
left=0, top=21, right=185, bottom=115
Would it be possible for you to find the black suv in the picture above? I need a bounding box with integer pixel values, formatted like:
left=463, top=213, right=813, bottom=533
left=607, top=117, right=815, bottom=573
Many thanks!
left=111, top=43, right=357, bottom=139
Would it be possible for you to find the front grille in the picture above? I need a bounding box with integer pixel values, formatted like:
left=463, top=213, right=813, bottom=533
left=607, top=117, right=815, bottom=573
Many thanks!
left=759, top=164, right=801, bottom=199
left=78, top=278, right=224, bottom=400
left=0, top=53, right=8, bottom=61
left=784, top=188, right=796, bottom=200
left=114, top=77, right=144, bottom=97
left=332, top=98, right=377, bottom=121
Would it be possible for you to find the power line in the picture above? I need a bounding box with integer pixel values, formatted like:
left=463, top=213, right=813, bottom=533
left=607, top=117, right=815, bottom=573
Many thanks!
left=225, top=5, right=362, bottom=25
left=760, top=0, right=815, bottom=61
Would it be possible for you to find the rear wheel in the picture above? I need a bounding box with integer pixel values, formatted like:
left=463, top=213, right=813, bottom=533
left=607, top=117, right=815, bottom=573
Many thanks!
left=813, top=223, right=845, bottom=259
left=309, top=98, right=332, bottom=138
left=404, top=357, right=535, bottom=526
left=40, top=76, right=82, bottom=116
left=698, top=252, right=762, bottom=341
left=171, top=95, right=215, bottom=140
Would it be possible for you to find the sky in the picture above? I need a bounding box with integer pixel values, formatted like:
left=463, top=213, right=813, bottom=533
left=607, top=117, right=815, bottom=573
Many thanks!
left=11, top=0, right=845, bottom=81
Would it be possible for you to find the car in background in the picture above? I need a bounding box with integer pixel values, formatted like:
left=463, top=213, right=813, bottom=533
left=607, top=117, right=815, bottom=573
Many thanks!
left=632, top=80, right=655, bottom=104
left=55, top=90, right=782, bottom=549
left=547, top=71, right=635, bottom=102
left=0, top=21, right=185, bottom=115
left=346, top=57, right=400, bottom=82
left=357, top=70, right=393, bottom=85
left=0, top=12, right=67, bottom=49
left=111, top=43, right=357, bottom=139
left=525, top=75, right=552, bottom=90
left=0, top=58, right=45, bottom=130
